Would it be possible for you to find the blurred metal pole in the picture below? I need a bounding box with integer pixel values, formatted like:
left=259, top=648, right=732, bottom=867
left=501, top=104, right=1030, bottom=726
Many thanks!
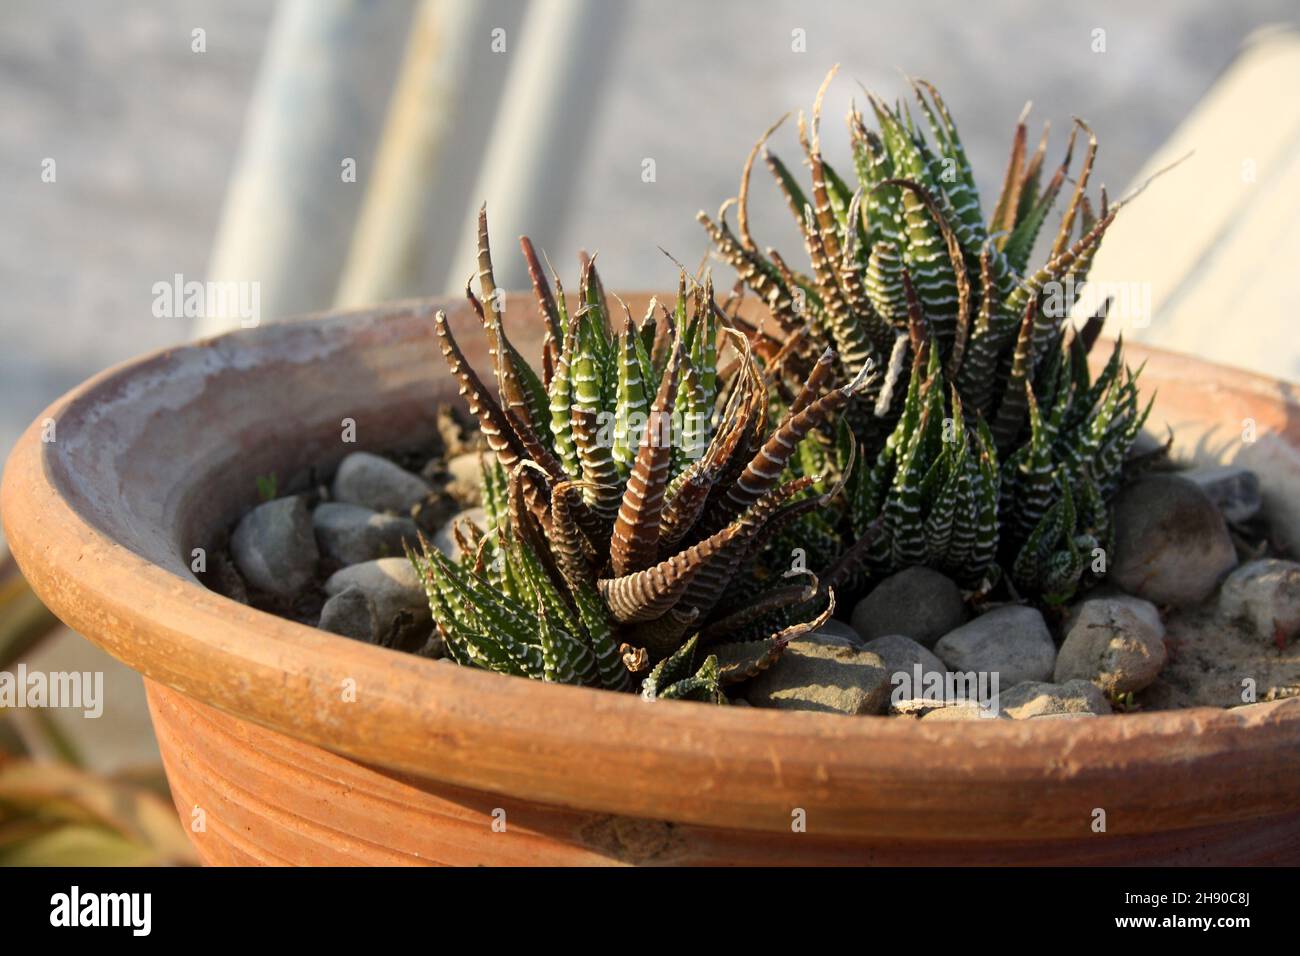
left=197, top=0, right=416, bottom=337
left=444, top=0, right=625, bottom=294
left=335, top=0, right=528, bottom=308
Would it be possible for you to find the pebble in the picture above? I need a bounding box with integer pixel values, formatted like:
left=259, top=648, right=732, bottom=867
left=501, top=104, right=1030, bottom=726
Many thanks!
left=851, top=566, right=967, bottom=648
left=998, top=679, right=1112, bottom=719
left=811, top=618, right=864, bottom=645
left=317, top=585, right=379, bottom=643
left=1110, top=474, right=1238, bottom=606
left=860, top=634, right=947, bottom=690
left=746, top=633, right=891, bottom=716
left=229, top=495, right=318, bottom=599
left=933, top=606, right=1056, bottom=686
left=444, top=452, right=485, bottom=487
left=424, top=451, right=485, bottom=507
left=332, top=451, right=433, bottom=514
left=1217, top=559, right=1300, bottom=642
left=1183, top=465, right=1262, bottom=524
left=1054, top=595, right=1167, bottom=695
left=919, top=700, right=1005, bottom=721
left=323, top=558, right=429, bottom=633
left=313, top=502, right=420, bottom=565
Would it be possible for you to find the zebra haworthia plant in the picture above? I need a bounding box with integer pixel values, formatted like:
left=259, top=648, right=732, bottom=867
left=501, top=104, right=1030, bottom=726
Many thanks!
left=410, top=207, right=868, bottom=698
left=700, top=68, right=1151, bottom=602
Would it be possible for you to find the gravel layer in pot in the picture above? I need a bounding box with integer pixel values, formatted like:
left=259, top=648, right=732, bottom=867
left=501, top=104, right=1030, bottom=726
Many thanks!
left=208, top=397, right=1300, bottom=720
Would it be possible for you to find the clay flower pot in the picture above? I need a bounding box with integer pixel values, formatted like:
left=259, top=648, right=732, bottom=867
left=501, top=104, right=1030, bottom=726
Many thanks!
left=4, top=295, right=1299, bottom=865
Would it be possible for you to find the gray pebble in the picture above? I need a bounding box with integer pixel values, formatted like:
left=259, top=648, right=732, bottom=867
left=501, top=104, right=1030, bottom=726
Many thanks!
left=313, top=502, right=419, bottom=564
left=230, top=495, right=318, bottom=598
left=1110, top=474, right=1237, bottom=606
left=332, top=451, right=433, bottom=514
left=851, top=567, right=967, bottom=647
left=317, top=585, right=379, bottom=643
left=933, top=606, right=1056, bottom=686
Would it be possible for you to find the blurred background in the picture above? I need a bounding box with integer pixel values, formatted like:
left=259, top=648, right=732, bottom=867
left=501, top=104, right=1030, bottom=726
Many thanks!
left=1, top=0, right=1297, bottom=863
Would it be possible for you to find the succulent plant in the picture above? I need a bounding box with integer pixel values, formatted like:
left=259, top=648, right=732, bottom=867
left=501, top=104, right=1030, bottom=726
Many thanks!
left=412, top=72, right=1162, bottom=700
left=699, top=69, right=1151, bottom=602
left=409, top=208, right=863, bottom=696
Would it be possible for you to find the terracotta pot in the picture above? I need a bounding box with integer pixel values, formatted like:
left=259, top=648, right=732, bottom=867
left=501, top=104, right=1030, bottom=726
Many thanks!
left=4, top=295, right=1299, bottom=866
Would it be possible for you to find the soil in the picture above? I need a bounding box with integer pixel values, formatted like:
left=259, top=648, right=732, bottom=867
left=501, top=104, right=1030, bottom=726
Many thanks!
left=1140, top=604, right=1300, bottom=710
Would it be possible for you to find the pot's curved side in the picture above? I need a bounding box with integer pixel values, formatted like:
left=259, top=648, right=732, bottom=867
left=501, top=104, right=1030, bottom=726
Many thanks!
left=149, top=682, right=1300, bottom=866
left=4, top=296, right=1300, bottom=865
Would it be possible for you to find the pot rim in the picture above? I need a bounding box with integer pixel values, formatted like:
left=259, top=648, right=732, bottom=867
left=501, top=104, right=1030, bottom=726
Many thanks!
left=4, top=297, right=1299, bottom=841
